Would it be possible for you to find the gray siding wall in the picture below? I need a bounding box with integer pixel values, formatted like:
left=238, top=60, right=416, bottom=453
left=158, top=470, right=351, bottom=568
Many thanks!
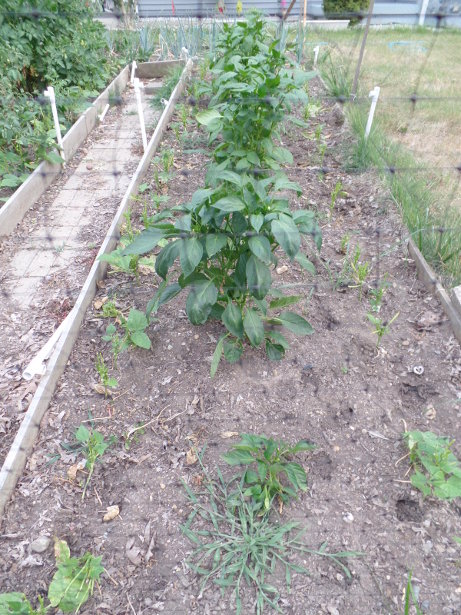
left=138, top=1, right=302, bottom=18
left=138, top=0, right=461, bottom=27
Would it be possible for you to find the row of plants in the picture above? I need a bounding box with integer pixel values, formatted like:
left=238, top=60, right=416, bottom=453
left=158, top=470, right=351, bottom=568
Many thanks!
left=4, top=416, right=457, bottom=614
left=104, top=11, right=320, bottom=375
left=0, top=0, right=157, bottom=196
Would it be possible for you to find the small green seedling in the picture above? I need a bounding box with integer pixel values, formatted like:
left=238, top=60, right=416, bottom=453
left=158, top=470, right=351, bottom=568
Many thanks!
left=303, top=101, right=322, bottom=121
left=222, top=433, right=315, bottom=513
left=121, top=308, right=151, bottom=349
left=318, top=142, right=327, bottom=171
left=103, top=308, right=152, bottom=357
left=161, top=148, right=175, bottom=173
left=74, top=424, right=114, bottom=500
left=350, top=260, right=370, bottom=300
left=348, top=245, right=370, bottom=300
left=101, top=299, right=119, bottom=319
left=179, top=104, right=189, bottom=130
left=404, top=570, right=423, bottom=615
left=124, top=422, right=147, bottom=450
left=48, top=539, right=103, bottom=613
left=367, top=312, right=399, bottom=347
left=171, top=121, right=181, bottom=141
left=95, top=353, right=118, bottom=397
left=329, top=180, right=346, bottom=215
left=0, top=540, right=103, bottom=614
left=102, top=325, right=124, bottom=369
left=369, top=274, right=389, bottom=313
left=340, top=233, right=350, bottom=255
left=404, top=430, right=461, bottom=500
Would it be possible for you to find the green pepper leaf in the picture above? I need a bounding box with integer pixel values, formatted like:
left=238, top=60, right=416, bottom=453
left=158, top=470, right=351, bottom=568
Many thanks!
left=185, top=279, right=218, bottom=325
left=243, top=308, right=264, bottom=347
left=246, top=255, right=271, bottom=299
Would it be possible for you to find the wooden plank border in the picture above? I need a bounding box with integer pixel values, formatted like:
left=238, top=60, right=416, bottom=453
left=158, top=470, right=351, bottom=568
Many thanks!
left=0, top=59, right=193, bottom=524
left=0, top=66, right=130, bottom=237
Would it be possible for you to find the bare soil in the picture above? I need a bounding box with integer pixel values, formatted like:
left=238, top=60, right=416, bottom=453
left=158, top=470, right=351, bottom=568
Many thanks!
left=1, top=79, right=461, bottom=615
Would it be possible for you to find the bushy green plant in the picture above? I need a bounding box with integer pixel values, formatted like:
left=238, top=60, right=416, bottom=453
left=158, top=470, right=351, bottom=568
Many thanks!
left=222, top=434, right=315, bottom=513
left=0, top=0, right=135, bottom=191
left=323, top=0, right=369, bottom=22
left=181, top=456, right=361, bottom=615
left=114, top=13, right=320, bottom=375
left=404, top=430, right=461, bottom=500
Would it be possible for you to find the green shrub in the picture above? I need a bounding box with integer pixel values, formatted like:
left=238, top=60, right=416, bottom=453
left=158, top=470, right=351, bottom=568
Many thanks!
left=323, top=0, right=369, bottom=22
left=0, top=0, right=134, bottom=191
left=112, top=13, right=320, bottom=375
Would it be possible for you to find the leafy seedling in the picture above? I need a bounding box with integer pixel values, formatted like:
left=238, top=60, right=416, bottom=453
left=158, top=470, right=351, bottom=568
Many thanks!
left=48, top=539, right=103, bottom=613
left=74, top=424, right=114, bottom=499
left=403, top=430, right=461, bottom=500
left=367, top=312, right=399, bottom=347
left=95, top=353, right=118, bottom=397
left=369, top=274, right=389, bottom=313
left=102, top=324, right=124, bottom=369
left=124, top=422, right=147, bottom=450
left=103, top=308, right=151, bottom=359
left=101, top=299, right=120, bottom=319
left=347, top=245, right=370, bottom=300
left=181, top=457, right=362, bottom=615
left=329, top=180, right=346, bottom=216
left=0, top=541, right=103, bottom=615
left=0, top=593, right=46, bottom=615
left=222, top=434, right=315, bottom=514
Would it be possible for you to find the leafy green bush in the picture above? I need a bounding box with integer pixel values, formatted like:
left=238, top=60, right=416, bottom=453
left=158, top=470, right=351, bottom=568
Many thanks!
left=0, top=0, right=136, bottom=192
left=114, top=13, right=320, bottom=374
left=222, top=434, right=315, bottom=513
left=323, top=0, right=369, bottom=22
left=404, top=430, right=461, bottom=499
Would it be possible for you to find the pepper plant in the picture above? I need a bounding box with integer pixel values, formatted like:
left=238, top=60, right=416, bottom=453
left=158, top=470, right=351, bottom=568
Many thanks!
left=110, top=13, right=320, bottom=374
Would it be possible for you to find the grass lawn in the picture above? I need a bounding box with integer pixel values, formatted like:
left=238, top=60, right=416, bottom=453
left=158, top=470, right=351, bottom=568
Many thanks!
left=306, top=27, right=461, bottom=173
left=298, top=25, right=461, bottom=284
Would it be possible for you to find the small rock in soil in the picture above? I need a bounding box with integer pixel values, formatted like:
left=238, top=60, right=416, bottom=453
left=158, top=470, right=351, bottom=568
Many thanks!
left=30, top=536, right=50, bottom=553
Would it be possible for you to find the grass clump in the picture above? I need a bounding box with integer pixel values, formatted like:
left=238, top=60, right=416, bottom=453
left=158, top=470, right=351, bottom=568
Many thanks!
left=151, top=65, right=184, bottom=109
left=344, top=105, right=461, bottom=286
left=181, top=455, right=361, bottom=614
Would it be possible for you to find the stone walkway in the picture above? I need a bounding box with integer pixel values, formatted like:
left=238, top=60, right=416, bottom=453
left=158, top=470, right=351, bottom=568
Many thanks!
left=3, top=88, right=159, bottom=308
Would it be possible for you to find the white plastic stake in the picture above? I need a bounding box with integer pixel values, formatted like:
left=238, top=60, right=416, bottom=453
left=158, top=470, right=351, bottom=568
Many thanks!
left=133, top=77, right=147, bottom=152
left=22, top=314, right=69, bottom=380
left=98, top=103, right=110, bottom=123
left=365, top=86, right=380, bottom=140
left=419, top=0, right=430, bottom=26
left=130, top=60, right=137, bottom=85
left=181, top=47, right=189, bottom=60
left=44, top=86, right=65, bottom=163
left=313, top=45, right=320, bottom=69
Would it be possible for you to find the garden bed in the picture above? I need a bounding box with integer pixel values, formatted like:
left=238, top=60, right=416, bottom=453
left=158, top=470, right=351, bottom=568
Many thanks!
left=0, top=76, right=460, bottom=615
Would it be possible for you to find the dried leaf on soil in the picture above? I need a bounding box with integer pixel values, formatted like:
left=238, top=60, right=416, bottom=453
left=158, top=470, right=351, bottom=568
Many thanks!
left=186, top=448, right=198, bottom=465
left=103, top=505, right=120, bottom=522
left=67, top=459, right=86, bottom=481
left=220, top=431, right=239, bottom=439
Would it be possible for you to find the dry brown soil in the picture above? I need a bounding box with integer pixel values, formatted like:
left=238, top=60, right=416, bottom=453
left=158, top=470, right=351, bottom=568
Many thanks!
left=1, top=79, right=461, bottom=615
